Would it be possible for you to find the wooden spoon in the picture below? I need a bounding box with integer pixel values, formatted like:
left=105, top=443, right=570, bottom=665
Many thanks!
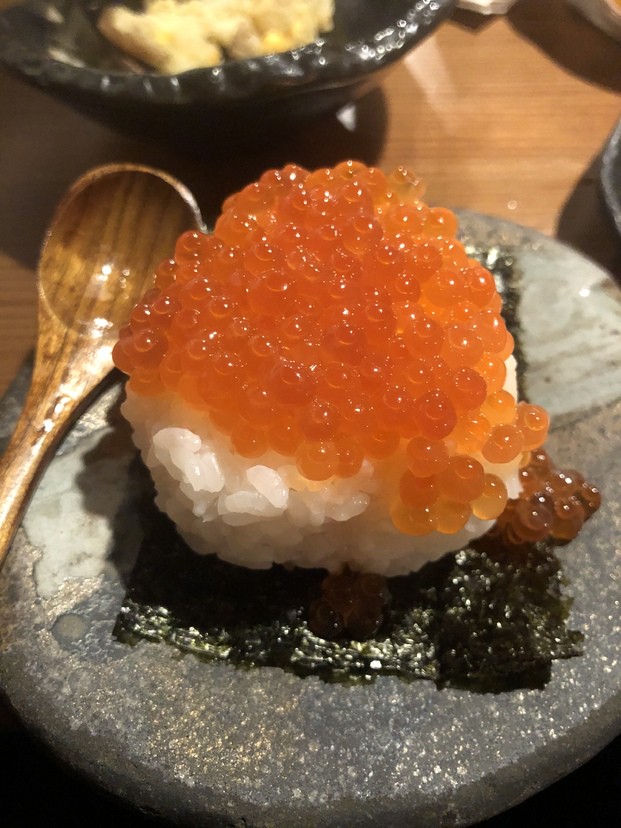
left=0, top=163, right=203, bottom=567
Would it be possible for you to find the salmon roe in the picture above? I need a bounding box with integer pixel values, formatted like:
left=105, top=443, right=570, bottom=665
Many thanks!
left=489, top=448, right=601, bottom=546
left=113, top=161, right=551, bottom=535
left=309, top=568, right=390, bottom=640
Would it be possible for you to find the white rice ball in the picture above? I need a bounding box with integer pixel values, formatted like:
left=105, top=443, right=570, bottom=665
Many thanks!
left=122, top=354, right=521, bottom=576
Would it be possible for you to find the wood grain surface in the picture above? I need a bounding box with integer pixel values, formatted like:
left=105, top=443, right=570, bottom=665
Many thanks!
left=1, top=0, right=620, bottom=398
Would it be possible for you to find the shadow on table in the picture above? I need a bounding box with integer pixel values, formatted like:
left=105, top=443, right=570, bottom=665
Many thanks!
left=480, top=732, right=621, bottom=827
left=508, top=0, right=621, bottom=92
left=0, top=68, right=388, bottom=273
left=450, top=8, right=498, bottom=33
left=556, top=153, right=621, bottom=280
left=0, top=727, right=166, bottom=828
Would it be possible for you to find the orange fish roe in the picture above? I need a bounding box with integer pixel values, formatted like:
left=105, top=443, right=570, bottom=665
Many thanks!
left=490, top=448, right=601, bottom=546
left=113, top=161, right=551, bottom=536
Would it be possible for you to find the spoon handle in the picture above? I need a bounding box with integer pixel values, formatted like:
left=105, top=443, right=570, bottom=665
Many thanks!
left=0, top=164, right=203, bottom=570
left=0, top=362, right=110, bottom=568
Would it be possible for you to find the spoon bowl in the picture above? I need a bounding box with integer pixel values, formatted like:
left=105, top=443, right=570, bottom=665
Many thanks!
left=0, top=164, right=203, bottom=566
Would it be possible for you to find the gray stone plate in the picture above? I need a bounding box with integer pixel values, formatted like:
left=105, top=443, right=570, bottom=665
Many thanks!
left=1, top=212, right=620, bottom=828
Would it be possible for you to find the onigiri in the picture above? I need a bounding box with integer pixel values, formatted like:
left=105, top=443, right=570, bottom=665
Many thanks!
left=113, top=161, right=550, bottom=576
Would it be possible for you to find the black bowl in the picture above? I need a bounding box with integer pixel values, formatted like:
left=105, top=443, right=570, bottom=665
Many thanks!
left=0, top=0, right=455, bottom=146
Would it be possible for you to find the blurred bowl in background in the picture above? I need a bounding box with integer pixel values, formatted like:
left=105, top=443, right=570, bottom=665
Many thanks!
left=0, top=0, right=456, bottom=148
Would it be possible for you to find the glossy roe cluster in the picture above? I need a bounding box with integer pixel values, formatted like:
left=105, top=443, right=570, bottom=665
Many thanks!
left=491, top=448, right=601, bottom=546
left=307, top=451, right=601, bottom=641
left=113, top=161, right=550, bottom=536
left=309, top=569, right=390, bottom=640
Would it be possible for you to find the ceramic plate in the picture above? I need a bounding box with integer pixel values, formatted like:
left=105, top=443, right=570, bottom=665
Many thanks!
left=1, top=212, right=620, bottom=827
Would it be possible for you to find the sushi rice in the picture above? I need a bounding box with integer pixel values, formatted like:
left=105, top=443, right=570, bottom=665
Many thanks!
left=122, top=355, right=520, bottom=576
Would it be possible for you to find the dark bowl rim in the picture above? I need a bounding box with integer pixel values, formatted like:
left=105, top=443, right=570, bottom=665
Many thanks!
left=0, top=0, right=456, bottom=105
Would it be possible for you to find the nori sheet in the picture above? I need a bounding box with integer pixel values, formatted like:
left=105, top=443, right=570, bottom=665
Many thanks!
left=114, top=244, right=584, bottom=692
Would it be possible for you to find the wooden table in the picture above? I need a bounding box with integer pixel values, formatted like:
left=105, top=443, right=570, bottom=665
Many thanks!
left=1, top=0, right=620, bottom=397
left=1, top=0, right=620, bottom=824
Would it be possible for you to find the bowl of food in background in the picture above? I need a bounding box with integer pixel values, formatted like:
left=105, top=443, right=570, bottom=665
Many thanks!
left=0, top=0, right=456, bottom=147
